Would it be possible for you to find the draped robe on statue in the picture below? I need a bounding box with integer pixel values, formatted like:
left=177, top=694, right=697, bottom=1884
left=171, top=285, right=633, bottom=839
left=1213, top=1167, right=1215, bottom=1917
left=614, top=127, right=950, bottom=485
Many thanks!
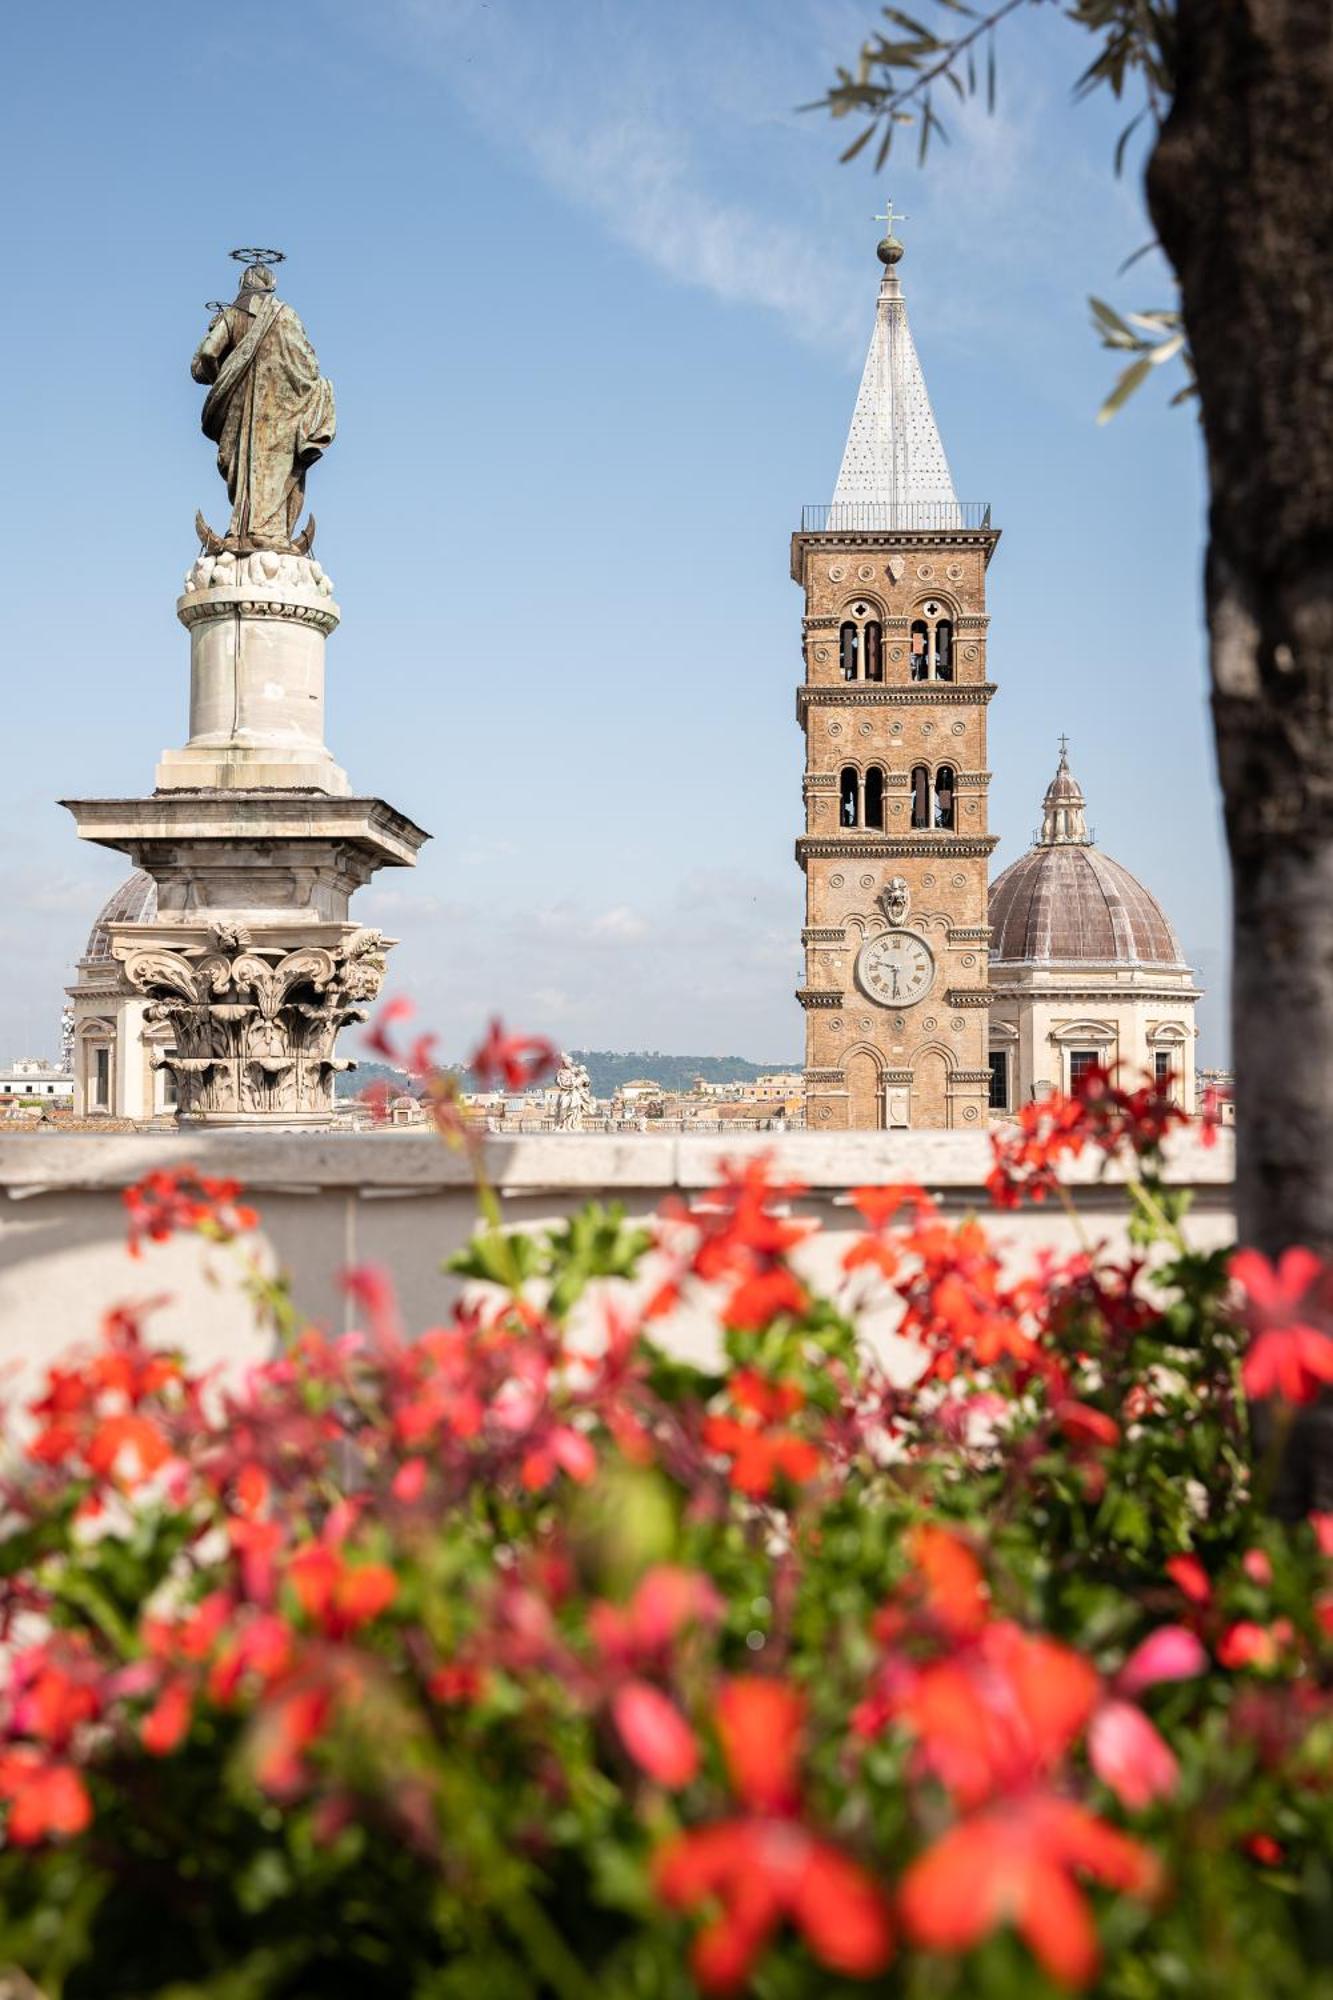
left=191, top=298, right=336, bottom=551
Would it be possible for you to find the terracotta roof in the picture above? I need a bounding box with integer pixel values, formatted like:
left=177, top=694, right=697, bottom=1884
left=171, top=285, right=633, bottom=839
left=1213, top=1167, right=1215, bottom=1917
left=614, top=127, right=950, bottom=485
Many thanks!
left=85, top=871, right=157, bottom=961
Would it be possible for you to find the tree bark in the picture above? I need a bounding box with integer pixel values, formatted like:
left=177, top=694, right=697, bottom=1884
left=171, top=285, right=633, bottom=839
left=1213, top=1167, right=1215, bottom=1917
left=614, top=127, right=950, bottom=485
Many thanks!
left=1147, top=0, right=1333, bottom=1512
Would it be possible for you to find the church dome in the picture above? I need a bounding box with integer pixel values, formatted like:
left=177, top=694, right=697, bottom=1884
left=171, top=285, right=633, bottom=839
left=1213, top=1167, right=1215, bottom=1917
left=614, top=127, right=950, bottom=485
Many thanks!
left=989, top=750, right=1186, bottom=968
left=85, top=871, right=157, bottom=961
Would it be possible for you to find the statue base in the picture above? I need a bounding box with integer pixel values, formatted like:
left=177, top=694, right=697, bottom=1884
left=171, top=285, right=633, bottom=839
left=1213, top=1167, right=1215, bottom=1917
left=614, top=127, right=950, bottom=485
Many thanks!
left=159, top=550, right=349, bottom=796
left=61, top=790, right=429, bottom=1128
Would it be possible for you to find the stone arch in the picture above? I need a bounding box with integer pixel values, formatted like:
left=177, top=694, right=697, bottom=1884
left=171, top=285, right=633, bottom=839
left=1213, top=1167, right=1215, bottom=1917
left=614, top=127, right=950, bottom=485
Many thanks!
left=844, top=1043, right=885, bottom=1131
left=912, top=1041, right=955, bottom=1129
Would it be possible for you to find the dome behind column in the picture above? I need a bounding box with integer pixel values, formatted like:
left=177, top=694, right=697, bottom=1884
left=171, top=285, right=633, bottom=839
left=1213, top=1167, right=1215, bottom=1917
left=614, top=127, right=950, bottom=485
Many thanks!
left=85, top=871, right=157, bottom=962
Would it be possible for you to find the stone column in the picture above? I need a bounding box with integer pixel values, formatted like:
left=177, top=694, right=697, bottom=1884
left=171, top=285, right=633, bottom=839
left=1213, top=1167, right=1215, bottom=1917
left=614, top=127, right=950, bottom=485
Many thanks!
left=63, top=552, right=428, bottom=1128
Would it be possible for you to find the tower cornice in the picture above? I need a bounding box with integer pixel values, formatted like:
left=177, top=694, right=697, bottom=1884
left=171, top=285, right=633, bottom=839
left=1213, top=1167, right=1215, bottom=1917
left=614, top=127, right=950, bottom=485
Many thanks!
left=798, top=683, right=996, bottom=717
left=796, top=835, right=998, bottom=870
left=791, top=527, right=999, bottom=581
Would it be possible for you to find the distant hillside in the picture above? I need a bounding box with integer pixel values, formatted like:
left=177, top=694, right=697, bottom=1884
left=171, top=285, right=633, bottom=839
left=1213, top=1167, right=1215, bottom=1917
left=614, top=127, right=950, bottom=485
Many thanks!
left=336, top=1053, right=799, bottom=1101
left=570, top=1052, right=798, bottom=1097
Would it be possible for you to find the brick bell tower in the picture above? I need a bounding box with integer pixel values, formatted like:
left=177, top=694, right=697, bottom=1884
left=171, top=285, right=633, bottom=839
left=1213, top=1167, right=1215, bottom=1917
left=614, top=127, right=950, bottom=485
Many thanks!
left=793, top=220, right=998, bottom=1131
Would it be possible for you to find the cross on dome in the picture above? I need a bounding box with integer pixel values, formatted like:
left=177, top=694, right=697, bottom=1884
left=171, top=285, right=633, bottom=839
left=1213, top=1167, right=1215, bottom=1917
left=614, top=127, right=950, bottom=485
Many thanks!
left=1041, top=740, right=1090, bottom=846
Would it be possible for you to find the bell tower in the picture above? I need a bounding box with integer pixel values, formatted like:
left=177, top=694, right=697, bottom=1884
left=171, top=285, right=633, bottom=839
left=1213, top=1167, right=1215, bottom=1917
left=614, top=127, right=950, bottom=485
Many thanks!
left=793, top=224, right=998, bottom=1131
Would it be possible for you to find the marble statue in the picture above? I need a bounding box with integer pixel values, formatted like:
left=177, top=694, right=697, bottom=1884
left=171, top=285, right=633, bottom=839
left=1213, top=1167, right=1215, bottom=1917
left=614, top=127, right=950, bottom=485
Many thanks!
left=191, top=250, right=335, bottom=555
left=554, top=1055, right=595, bottom=1131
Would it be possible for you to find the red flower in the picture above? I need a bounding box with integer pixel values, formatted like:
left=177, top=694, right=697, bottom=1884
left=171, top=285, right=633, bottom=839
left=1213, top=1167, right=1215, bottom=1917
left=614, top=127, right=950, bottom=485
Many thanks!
left=363, top=995, right=414, bottom=1060
left=900, top=1794, right=1159, bottom=1988
left=1164, top=1554, right=1212, bottom=1606
left=1231, top=1247, right=1333, bottom=1404
left=612, top=1681, right=699, bottom=1789
left=287, top=1545, right=398, bottom=1640
left=657, top=1818, right=894, bottom=1994
left=702, top=1373, right=820, bottom=1498
left=653, top=1678, right=892, bottom=1993
left=1199, top=1082, right=1230, bottom=1147
left=716, top=1678, right=805, bottom=1816
left=469, top=1018, right=559, bottom=1093
left=0, top=1750, right=92, bottom=1845
left=86, top=1413, right=171, bottom=1487
left=1217, top=1620, right=1283, bottom=1671
left=122, top=1167, right=258, bottom=1257
left=250, top=1682, right=334, bottom=1796
left=141, top=1678, right=193, bottom=1756
left=902, top=1524, right=990, bottom=1641
left=1054, top=1400, right=1120, bottom=1450
left=720, top=1266, right=809, bottom=1331
left=895, top=1624, right=1099, bottom=1810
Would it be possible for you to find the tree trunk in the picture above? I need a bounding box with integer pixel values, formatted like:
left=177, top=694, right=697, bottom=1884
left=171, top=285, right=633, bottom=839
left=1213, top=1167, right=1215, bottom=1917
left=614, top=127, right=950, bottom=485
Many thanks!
left=1147, top=0, right=1333, bottom=1513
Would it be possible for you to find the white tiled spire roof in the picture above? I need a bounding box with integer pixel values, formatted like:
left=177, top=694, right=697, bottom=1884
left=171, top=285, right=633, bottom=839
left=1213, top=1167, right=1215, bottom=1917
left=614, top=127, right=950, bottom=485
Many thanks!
left=830, top=237, right=961, bottom=531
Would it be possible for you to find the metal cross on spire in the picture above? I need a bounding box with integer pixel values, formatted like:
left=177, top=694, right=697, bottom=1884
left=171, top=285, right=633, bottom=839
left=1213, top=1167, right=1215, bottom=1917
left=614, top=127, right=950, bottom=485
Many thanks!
left=873, top=200, right=909, bottom=235
left=1058, top=732, right=1070, bottom=757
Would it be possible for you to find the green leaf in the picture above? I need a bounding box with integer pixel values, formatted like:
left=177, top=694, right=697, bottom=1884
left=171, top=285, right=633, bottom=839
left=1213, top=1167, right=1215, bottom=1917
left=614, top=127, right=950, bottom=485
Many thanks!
left=1097, top=353, right=1153, bottom=423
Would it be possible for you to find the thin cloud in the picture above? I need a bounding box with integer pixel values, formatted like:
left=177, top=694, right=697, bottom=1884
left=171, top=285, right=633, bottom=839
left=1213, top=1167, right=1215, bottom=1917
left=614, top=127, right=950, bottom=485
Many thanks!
left=383, top=0, right=863, bottom=354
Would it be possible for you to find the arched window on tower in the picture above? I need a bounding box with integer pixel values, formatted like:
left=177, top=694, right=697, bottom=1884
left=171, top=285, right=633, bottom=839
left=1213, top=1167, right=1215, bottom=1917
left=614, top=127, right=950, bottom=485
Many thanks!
left=839, top=622, right=859, bottom=681
left=934, top=765, right=956, bottom=829
left=863, top=621, right=883, bottom=682
left=863, top=766, right=885, bottom=830
left=910, top=620, right=929, bottom=682
left=910, top=764, right=930, bottom=830
left=840, top=766, right=860, bottom=827
left=935, top=619, right=954, bottom=682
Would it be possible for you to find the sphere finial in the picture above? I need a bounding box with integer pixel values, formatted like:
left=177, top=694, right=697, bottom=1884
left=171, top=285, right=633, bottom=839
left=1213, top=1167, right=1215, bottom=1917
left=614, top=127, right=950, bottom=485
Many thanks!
left=872, top=201, right=908, bottom=265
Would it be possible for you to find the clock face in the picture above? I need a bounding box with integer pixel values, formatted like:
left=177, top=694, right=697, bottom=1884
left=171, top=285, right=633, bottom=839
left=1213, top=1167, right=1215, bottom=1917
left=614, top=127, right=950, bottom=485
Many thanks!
left=856, top=929, right=936, bottom=1008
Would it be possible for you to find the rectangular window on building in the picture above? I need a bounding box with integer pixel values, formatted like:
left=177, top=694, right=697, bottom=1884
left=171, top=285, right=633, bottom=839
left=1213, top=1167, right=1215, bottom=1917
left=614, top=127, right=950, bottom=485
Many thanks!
left=1154, top=1049, right=1175, bottom=1094
left=94, top=1047, right=110, bottom=1110
left=1068, top=1048, right=1101, bottom=1091
left=988, top=1050, right=1009, bottom=1111
left=163, top=1053, right=178, bottom=1110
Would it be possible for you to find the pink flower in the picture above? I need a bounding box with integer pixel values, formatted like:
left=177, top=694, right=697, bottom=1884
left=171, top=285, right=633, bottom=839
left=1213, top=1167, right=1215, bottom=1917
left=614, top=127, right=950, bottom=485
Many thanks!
left=1089, top=1700, right=1178, bottom=1810
left=612, top=1681, right=699, bottom=1789
left=1118, top=1624, right=1208, bottom=1697
left=1231, top=1247, right=1333, bottom=1404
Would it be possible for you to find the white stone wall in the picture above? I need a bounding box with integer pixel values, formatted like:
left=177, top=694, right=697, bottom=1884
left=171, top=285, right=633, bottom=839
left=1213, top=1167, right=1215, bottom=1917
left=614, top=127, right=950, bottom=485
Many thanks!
left=0, top=1130, right=1235, bottom=1391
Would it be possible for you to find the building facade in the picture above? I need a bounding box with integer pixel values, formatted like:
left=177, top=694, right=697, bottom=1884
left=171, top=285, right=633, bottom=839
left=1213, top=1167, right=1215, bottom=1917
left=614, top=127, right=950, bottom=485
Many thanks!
left=795, top=231, right=997, bottom=1131
left=988, top=751, right=1200, bottom=1113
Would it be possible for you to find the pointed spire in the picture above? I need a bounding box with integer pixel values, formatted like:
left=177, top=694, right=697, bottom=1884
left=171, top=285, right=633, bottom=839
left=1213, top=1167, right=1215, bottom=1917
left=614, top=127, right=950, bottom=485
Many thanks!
left=829, top=227, right=961, bottom=532
left=1039, top=740, right=1091, bottom=846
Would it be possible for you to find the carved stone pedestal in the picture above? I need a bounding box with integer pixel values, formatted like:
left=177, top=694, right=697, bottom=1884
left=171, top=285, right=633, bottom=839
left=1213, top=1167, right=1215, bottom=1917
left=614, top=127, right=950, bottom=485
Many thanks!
left=62, top=791, right=428, bottom=1128
left=156, top=550, right=349, bottom=795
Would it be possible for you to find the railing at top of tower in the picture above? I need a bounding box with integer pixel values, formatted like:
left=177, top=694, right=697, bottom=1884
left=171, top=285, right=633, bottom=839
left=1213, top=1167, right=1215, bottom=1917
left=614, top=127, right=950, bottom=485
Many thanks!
left=800, top=501, right=992, bottom=533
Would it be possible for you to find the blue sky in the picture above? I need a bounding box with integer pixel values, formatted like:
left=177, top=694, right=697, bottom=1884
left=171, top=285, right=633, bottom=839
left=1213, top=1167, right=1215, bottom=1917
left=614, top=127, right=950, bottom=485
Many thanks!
left=0, top=0, right=1226, bottom=1065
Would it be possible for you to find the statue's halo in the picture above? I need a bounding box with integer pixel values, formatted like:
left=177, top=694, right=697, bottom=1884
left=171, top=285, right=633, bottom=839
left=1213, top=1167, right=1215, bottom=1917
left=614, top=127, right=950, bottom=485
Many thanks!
left=229, top=246, right=286, bottom=269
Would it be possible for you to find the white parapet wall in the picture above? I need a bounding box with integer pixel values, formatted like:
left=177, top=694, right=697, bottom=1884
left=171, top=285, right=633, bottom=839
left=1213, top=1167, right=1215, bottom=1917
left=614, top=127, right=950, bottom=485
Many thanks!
left=0, top=1130, right=1236, bottom=1387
